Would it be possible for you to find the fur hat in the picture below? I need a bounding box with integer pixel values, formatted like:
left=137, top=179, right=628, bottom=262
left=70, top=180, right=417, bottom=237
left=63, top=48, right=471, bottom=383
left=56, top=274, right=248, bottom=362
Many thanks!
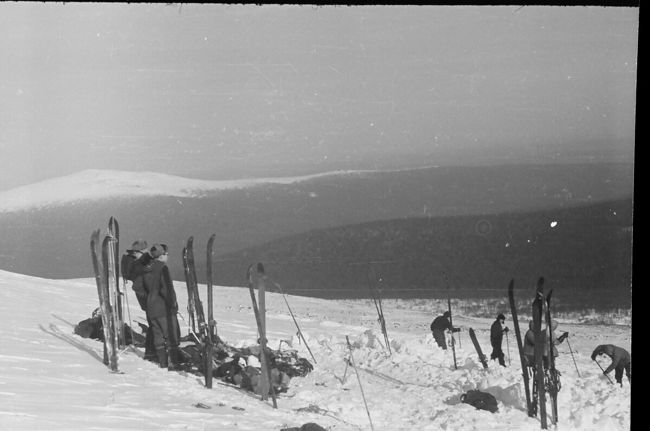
left=130, top=239, right=148, bottom=252
left=149, top=243, right=168, bottom=258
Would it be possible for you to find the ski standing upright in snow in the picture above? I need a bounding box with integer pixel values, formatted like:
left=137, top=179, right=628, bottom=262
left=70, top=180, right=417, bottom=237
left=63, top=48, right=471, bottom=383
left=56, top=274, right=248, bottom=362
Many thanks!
left=91, top=231, right=119, bottom=372
left=90, top=230, right=110, bottom=367
left=443, top=272, right=458, bottom=370
left=186, top=237, right=207, bottom=336
left=508, top=279, right=533, bottom=417
left=366, top=265, right=391, bottom=355
left=205, top=234, right=216, bottom=389
left=469, top=328, right=488, bottom=369
left=246, top=263, right=277, bottom=408
left=182, top=245, right=197, bottom=337
left=545, top=289, right=560, bottom=425
left=107, top=217, right=125, bottom=349
left=532, top=277, right=548, bottom=429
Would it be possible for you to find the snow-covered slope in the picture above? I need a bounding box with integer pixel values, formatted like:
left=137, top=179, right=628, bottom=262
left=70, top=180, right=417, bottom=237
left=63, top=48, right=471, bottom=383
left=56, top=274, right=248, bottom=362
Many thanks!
left=0, top=169, right=370, bottom=213
left=0, top=270, right=630, bottom=430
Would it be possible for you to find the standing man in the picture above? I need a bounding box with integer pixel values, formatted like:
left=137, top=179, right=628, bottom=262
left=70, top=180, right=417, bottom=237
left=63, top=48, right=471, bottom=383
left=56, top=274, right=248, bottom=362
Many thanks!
left=430, top=311, right=460, bottom=350
left=142, top=243, right=180, bottom=369
left=121, top=239, right=157, bottom=363
left=591, top=344, right=631, bottom=386
left=490, top=313, right=509, bottom=367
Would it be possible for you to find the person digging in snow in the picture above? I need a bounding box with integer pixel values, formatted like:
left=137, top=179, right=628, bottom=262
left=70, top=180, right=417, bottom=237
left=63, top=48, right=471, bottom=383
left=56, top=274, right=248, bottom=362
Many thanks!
left=430, top=311, right=460, bottom=350
left=591, top=344, right=631, bottom=386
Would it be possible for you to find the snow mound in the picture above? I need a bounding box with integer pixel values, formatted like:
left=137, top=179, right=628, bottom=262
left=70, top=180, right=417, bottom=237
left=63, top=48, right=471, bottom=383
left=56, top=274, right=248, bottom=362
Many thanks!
left=0, top=168, right=370, bottom=213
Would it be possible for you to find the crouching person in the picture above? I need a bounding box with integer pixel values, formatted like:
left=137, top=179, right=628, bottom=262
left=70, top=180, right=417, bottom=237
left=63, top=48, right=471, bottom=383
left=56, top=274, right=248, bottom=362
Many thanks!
left=591, top=344, right=631, bottom=386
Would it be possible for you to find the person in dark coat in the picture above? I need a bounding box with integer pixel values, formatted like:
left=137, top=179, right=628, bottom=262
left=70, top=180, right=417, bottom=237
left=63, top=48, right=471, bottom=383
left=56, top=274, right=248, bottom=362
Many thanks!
left=523, top=320, right=535, bottom=369
left=591, top=344, right=631, bottom=386
left=430, top=311, right=460, bottom=350
left=524, top=319, right=568, bottom=370
left=121, top=239, right=157, bottom=362
left=142, top=243, right=181, bottom=369
left=122, top=240, right=150, bottom=309
left=490, top=313, right=509, bottom=367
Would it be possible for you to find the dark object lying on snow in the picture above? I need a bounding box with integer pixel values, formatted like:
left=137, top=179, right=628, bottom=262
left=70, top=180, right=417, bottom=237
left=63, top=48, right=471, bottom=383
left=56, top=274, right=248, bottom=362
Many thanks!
left=177, top=338, right=313, bottom=395
left=281, top=423, right=327, bottom=431
left=74, top=310, right=314, bottom=397
left=74, top=310, right=142, bottom=345
left=460, top=389, right=499, bottom=413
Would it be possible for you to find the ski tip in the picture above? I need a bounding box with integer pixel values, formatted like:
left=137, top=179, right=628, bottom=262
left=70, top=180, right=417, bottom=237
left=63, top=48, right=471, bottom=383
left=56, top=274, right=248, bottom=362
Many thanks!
left=256, top=262, right=265, bottom=275
left=508, top=279, right=514, bottom=289
left=537, top=276, right=545, bottom=286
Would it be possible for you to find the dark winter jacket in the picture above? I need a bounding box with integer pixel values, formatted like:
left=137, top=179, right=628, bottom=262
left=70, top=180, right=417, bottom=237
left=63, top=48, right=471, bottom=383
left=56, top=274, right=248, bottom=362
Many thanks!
left=524, top=324, right=559, bottom=363
left=591, top=344, right=631, bottom=374
left=430, top=315, right=453, bottom=332
left=490, top=319, right=506, bottom=349
left=142, top=260, right=178, bottom=319
left=123, top=253, right=149, bottom=310
left=523, top=327, right=535, bottom=363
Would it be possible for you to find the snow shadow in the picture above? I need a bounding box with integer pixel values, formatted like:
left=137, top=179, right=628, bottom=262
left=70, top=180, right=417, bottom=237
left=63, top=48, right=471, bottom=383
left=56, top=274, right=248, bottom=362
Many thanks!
left=39, top=323, right=104, bottom=364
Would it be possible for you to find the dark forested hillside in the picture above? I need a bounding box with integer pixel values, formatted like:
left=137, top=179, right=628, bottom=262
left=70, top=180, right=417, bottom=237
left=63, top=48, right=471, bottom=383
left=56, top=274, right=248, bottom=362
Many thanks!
left=212, top=199, right=633, bottom=311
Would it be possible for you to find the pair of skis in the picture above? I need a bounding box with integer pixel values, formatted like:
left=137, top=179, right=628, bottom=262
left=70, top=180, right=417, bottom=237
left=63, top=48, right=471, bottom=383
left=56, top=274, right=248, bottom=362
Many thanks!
left=366, top=266, right=391, bottom=355
left=182, top=236, right=217, bottom=388
left=509, top=278, right=559, bottom=429
left=247, top=263, right=278, bottom=408
left=89, top=217, right=124, bottom=372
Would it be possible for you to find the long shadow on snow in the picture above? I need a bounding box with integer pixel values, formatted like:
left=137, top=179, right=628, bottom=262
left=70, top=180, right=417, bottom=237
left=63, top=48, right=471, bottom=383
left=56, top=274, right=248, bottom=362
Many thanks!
left=39, top=323, right=104, bottom=364
left=51, top=313, right=77, bottom=328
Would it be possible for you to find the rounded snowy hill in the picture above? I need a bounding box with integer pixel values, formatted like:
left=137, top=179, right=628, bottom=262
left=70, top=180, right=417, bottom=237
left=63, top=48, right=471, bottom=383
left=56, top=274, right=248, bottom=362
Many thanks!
left=0, top=168, right=365, bottom=213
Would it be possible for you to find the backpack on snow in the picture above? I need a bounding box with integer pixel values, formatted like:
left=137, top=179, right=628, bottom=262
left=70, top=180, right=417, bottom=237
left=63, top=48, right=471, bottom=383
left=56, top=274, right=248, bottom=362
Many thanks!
left=460, top=390, right=499, bottom=413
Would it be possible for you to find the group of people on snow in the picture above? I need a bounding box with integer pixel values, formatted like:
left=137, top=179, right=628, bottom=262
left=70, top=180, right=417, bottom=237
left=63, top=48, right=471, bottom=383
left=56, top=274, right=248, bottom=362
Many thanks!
left=430, top=309, right=631, bottom=386
left=121, top=239, right=181, bottom=369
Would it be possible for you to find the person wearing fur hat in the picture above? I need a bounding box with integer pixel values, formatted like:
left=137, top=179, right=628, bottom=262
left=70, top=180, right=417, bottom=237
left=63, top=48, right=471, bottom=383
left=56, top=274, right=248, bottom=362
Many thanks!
left=121, top=239, right=149, bottom=310
left=490, top=313, right=509, bottom=367
left=142, top=243, right=181, bottom=369
left=120, top=239, right=157, bottom=362
left=430, top=311, right=460, bottom=350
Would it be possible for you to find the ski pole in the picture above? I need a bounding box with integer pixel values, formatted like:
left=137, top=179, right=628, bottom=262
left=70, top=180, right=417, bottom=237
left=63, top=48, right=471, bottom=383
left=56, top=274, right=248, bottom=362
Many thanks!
left=346, top=335, right=375, bottom=431
left=341, top=355, right=351, bottom=383
left=565, top=336, right=580, bottom=377
left=271, top=280, right=317, bottom=364
left=122, top=280, right=135, bottom=347
left=177, top=311, right=202, bottom=345
left=594, top=359, right=614, bottom=385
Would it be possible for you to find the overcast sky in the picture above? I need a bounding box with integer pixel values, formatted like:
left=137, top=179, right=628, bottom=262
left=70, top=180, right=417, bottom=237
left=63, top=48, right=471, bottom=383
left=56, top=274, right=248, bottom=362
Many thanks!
left=0, top=4, right=638, bottom=191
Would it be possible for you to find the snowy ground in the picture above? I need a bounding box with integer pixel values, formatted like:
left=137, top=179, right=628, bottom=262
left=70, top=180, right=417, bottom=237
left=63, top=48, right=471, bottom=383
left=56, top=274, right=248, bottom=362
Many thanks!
left=0, top=270, right=630, bottom=430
